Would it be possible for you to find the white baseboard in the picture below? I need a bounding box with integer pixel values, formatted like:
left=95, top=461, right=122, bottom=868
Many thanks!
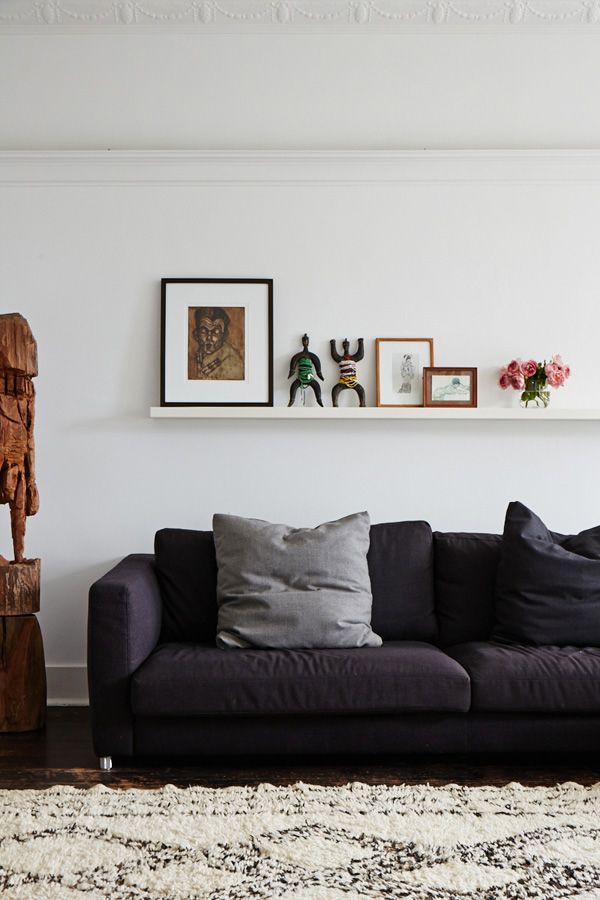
left=46, top=666, right=89, bottom=706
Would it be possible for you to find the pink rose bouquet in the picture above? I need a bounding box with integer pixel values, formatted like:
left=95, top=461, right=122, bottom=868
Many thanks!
left=498, top=355, right=571, bottom=407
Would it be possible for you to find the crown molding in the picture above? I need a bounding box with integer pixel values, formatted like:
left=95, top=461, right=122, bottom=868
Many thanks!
left=1, top=0, right=600, bottom=33
left=2, top=149, right=600, bottom=183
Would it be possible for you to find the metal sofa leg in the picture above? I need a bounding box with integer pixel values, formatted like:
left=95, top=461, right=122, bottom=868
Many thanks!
left=99, top=756, right=112, bottom=771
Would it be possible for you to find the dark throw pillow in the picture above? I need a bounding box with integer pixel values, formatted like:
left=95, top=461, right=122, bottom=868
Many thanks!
left=213, top=511, right=382, bottom=650
left=493, top=501, right=600, bottom=646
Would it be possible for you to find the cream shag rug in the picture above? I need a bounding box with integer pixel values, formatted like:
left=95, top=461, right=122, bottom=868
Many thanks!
left=1, top=782, right=600, bottom=898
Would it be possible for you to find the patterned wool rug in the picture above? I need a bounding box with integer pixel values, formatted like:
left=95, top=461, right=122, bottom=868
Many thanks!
left=0, top=781, right=600, bottom=898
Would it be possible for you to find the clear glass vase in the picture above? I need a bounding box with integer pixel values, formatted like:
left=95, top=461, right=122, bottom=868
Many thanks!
left=520, top=377, right=550, bottom=408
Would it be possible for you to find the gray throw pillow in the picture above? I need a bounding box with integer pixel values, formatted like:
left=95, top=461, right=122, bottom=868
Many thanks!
left=213, top=511, right=382, bottom=650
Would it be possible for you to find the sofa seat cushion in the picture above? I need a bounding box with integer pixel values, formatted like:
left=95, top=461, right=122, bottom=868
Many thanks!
left=447, top=641, right=600, bottom=712
left=131, top=641, right=471, bottom=717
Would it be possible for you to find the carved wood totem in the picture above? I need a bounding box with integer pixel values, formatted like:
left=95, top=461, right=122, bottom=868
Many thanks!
left=0, top=314, right=44, bottom=731
left=0, top=313, right=39, bottom=563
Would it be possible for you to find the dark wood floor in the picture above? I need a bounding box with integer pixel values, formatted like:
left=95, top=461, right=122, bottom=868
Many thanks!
left=0, top=708, right=599, bottom=790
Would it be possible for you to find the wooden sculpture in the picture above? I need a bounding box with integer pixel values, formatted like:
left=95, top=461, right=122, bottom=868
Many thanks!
left=287, top=334, right=325, bottom=407
left=0, top=313, right=44, bottom=732
left=330, top=338, right=366, bottom=407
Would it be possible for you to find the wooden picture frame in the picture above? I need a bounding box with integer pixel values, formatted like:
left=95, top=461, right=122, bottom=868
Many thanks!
left=160, top=278, right=273, bottom=407
left=423, top=367, right=478, bottom=408
left=376, top=338, right=434, bottom=407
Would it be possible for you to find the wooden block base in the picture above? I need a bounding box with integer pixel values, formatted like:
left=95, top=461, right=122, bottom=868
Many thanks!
left=0, top=615, right=46, bottom=732
left=0, top=559, right=40, bottom=615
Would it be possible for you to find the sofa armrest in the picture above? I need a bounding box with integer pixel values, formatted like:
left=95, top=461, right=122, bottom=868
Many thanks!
left=88, top=554, right=162, bottom=757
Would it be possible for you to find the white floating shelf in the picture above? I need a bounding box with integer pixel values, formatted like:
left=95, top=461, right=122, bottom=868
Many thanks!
left=150, top=406, right=600, bottom=420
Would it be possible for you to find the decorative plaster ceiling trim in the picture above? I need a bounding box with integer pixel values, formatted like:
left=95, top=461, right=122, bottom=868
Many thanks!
left=2, top=150, right=600, bottom=184
left=1, top=0, right=600, bottom=32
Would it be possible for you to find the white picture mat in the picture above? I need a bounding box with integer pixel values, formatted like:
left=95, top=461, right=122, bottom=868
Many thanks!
left=163, top=281, right=270, bottom=404
left=378, top=340, right=433, bottom=406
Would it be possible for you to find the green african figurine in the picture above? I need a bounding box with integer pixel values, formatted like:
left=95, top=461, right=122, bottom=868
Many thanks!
left=288, top=334, right=324, bottom=407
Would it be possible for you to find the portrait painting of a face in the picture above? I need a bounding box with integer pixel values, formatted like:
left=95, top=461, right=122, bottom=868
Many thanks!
left=188, top=306, right=245, bottom=381
left=161, top=279, right=272, bottom=406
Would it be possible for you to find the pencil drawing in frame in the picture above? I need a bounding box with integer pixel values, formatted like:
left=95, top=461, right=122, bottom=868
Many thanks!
left=376, top=338, right=434, bottom=408
left=424, top=367, right=478, bottom=408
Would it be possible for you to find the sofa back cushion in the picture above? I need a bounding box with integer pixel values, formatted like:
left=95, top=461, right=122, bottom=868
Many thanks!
left=434, top=532, right=501, bottom=647
left=367, top=521, right=437, bottom=642
left=155, top=520, right=436, bottom=644
left=155, top=528, right=218, bottom=643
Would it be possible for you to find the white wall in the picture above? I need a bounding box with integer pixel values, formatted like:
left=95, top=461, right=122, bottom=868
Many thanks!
left=4, top=33, right=600, bottom=149
left=1, top=28, right=600, bottom=702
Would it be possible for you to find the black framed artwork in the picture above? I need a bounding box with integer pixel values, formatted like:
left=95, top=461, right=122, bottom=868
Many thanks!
left=160, top=278, right=273, bottom=407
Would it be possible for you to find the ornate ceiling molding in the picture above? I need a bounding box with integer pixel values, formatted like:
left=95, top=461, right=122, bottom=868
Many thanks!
left=1, top=0, right=600, bottom=32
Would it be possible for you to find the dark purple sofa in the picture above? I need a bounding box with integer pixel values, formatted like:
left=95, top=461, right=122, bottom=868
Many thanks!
left=87, top=522, right=600, bottom=767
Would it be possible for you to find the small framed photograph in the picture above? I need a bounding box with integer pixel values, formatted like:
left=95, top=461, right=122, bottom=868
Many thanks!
left=376, top=338, right=434, bottom=407
left=423, top=367, right=478, bottom=408
left=161, top=278, right=273, bottom=406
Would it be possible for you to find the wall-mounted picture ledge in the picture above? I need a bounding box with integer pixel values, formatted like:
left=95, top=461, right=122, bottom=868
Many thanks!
left=149, top=407, right=600, bottom=419
left=4, top=150, right=600, bottom=185
left=2, top=0, right=600, bottom=33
